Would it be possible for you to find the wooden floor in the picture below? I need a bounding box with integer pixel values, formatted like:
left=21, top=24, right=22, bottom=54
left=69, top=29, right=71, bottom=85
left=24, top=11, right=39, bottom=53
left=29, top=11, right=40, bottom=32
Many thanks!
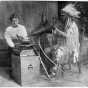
left=0, top=64, right=88, bottom=87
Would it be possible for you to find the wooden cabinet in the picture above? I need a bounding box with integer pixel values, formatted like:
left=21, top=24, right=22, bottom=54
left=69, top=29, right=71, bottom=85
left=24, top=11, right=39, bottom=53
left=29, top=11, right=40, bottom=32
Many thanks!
left=11, top=50, right=40, bottom=86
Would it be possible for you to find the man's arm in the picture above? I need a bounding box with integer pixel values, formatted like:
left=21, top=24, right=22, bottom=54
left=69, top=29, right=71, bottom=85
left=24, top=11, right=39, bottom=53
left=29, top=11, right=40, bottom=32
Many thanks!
left=54, top=27, right=67, bottom=37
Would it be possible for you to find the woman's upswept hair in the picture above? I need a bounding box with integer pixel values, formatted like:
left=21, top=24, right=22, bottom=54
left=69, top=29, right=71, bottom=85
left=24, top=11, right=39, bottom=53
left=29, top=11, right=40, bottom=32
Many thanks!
left=9, top=13, right=19, bottom=22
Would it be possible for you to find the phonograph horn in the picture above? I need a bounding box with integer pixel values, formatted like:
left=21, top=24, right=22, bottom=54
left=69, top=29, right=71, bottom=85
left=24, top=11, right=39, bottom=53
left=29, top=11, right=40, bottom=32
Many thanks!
left=30, top=25, right=54, bottom=36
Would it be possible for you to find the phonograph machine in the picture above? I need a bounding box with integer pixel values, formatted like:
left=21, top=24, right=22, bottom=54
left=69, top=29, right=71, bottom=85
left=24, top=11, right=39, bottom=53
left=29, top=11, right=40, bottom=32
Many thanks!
left=11, top=37, right=41, bottom=86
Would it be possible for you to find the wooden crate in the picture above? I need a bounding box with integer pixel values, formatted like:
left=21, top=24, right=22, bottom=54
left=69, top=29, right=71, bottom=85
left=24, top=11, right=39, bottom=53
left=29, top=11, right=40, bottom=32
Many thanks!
left=11, top=50, right=40, bottom=86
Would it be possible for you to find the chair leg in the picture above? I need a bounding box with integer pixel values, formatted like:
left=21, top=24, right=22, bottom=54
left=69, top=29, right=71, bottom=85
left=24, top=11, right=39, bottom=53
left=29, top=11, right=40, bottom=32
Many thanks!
left=61, top=64, right=64, bottom=76
left=68, top=60, right=72, bottom=70
left=56, top=64, right=64, bottom=79
left=76, top=61, right=81, bottom=74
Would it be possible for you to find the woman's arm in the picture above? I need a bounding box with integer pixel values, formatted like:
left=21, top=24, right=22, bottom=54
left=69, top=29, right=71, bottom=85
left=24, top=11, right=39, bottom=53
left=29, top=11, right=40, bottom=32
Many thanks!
left=4, top=31, right=15, bottom=48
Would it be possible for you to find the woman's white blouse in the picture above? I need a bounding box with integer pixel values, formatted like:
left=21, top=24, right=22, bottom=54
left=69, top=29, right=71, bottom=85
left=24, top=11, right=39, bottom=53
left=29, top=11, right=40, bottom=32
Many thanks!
left=4, top=24, right=28, bottom=47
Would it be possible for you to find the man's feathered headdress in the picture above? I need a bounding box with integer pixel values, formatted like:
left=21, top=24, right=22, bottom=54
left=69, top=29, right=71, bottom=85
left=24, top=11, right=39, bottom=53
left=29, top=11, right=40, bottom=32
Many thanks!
left=62, top=4, right=80, bottom=18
